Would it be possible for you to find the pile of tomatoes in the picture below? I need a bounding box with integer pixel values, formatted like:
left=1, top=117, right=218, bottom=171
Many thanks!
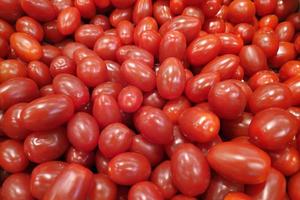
left=0, top=0, right=300, bottom=199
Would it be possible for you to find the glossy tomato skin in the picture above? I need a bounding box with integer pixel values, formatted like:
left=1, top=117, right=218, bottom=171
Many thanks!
left=269, top=42, right=296, bottom=68
left=228, top=0, right=255, bottom=24
left=254, top=0, right=276, bottom=16
left=0, top=140, right=29, bottom=173
left=43, top=20, right=66, bottom=43
left=67, top=112, right=99, bottom=152
left=75, top=24, right=103, bottom=48
left=249, top=108, right=298, bottom=151
left=92, top=82, right=123, bottom=100
left=57, top=7, right=81, bottom=35
left=133, top=16, right=158, bottom=45
left=27, top=61, right=52, bottom=87
left=157, top=57, right=186, bottom=99
left=20, top=0, right=57, bottom=22
left=0, top=77, right=39, bottom=110
left=134, top=106, right=173, bottom=144
left=0, top=0, right=23, bottom=22
left=249, top=83, right=292, bottom=113
left=178, top=107, right=220, bottom=143
left=89, top=174, right=117, bottom=200
left=92, top=94, right=122, bottom=128
left=204, top=175, right=244, bottom=200
left=21, top=94, right=74, bottom=131
left=108, top=152, right=151, bottom=185
left=16, top=16, right=44, bottom=42
left=252, top=28, right=279, bottom=58
left=65, top=147, right=95, bottom=167
left=151, top=160, right=177, bottom=199
left=187, top=34, right=221, bottom=67
left=248, top=70, right=279, bottom=90
left=138, top=30, right=161, bottom=57
left=2, top=103, right=30, bottom=140
left=224, top=192, right=252, bottom=200
left=163, top=96, right=191, bottom=124
left=53, top=74, right=90, bottom=110
left=285, top=76, right=300, bottom=106
left=74, top=0, right=96, bottom=19
left=288, top=171, right=300, bottom=200
left=43, top=163, right=93, bottom=200
left=98, top=123, right=133, bottom=158
left=109, top=8, right=132, bottom=28
left=132, top=0, right=153, bottom=24
left=208, top=80, right=247, bottom=120
left=24, top=128, right=69, bottom=163
left=234, top=23, right=255, bottom=44
left=128, top=181, right=164, bottom=200
left=1, top=173, right=33, bottom=200
left=246, top=168, right=286, bottom=200
left=0, top=59, right=27, bottom=83
left=30, top=161, right=67, bottom=199
left=258, top=14, right=278, bottom=29
left=10, top=32, right=43, bottom=62
left=171, top=143, right=210, bottom=196
left=275, top=21, right=295, bottom=42
left=153, top=0, right=172, bottom=26
left=279, top=61, right=300, bottom=81
left=216, top=33, right=243, bottom=55
left=207, top=141, right=271, bottom=184
left=118, top=86, right=143, bottom=113
left=94, top=35, right=121, bottom=61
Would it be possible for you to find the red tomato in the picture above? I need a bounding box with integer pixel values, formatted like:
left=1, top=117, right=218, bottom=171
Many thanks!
left=288, top=172, right=300, bottom=200
left=248, top=70, right=279, bottom=90
left=57, top=7, right=81, bottom=35
left=118, top=86, right=143, bottom=113
left=279, top=60, right=300, bottom=81
left=20, top=0, right=57, bottom=22
left=75, top=24, right=103, bottom=48
left=228, top=0, right=255, bottom=24
left=89, top=174, right=117, bottom=200
left=0, top=59, right=27, bottom=83
left=163, top=96, right=191, bottom=123
left=216, top=33, right=244, bottom=55
left=128, top=181, right=164, bottom=200
left=16, top=16, right=44, bottom=41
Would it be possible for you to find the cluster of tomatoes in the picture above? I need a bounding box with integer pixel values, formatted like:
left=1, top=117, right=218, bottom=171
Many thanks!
left=0, top=0, right=300, bottom=199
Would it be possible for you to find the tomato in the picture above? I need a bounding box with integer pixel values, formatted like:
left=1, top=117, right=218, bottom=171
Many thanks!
left=43, top=163, right=93, bottom=200
left=73, top=47, right=98, bottom=63
left=254, top=0, right=276, bottom=16
left=118, top=86, right=143, bottom=113
left=279, top=61, right=300, bottom=81
left=0, top=36, right=9, bottom=58
left=128, top=181, right=164, bottom=200
left=207, top=141, right=271, bottom=184
left=138, top=30, right=161, bottom=57
left=171, top=143, right=210, bottom=196
left=89, top=174, right=117, bottom=200
left=108, top=152, right=151, bottom=185
left=62, top=42, right=86, bottom=59
left=208, top=80, right=247, bottom=120
left=30, top=161, right=67, bottom=199
left=0, top=59, right=27, bottom=83
left=287, top=12, right=300, bottom=31
left=43, top=20, right=65, bottom=43
left=275, top=21, right=295, bottom=42
left=67, top=112, right=99, bottom=152
left=239, top=45, right=268, bottom=76
left=50, top=55, right=76, bottom=77
left=252, top=28, right=279, bottom=58
left=203, top=18, right=225, bottom=34
left=258, top=14, right=278, bottom=29
left=20, top=0, right=57, bottom=22
left=53, top=74, right=90, bottom=110
left=153, top=0, right=172, bottom=25
left=228, top=0, right=255, bottom=24
left=288, top=172, right=300, bottom=200
left=216, top=33, right=243, bottom=55
left=224, top=192, right=252, bottom=200
left=65, top=146, right=95, bottom=167
left=120, top=59, right=156, bottom=92
left=27, top=61, right=52, bottom=87
left=134, top=106, right=173, bottom=144
left=163, top=96, right=191, bottom=123
left=75, top=24, right=103, bottom=48
left=133, top=0, right=153, bottom=24
left=134, top=17, right=158, bottom=45
left=2, top=103, right=29, bottom=140
left=92, top=94, right=122, bottom=128
left=57, top=7, right=81, bottom=35
left=51, top=0, right=73, bottom=11
left=16, top=16, right=44, bottom=41
left=204, top=175, right=244, bottom=200
left=117, top=45, right=154, bottom=67
left=40, top=85, right=55, bottom=96
left=234, top=23, right=255, bottom=44
left=269, top=42, right=297, bottom=68
left=248, top=70, right=279, bottom=90
left=74, top=0, right=96, bottom=19
left=0, top=77, right=39, bottom=110
left=1, top=173, right=32, bottom=200
left=116, top=20, right=134, bottom=45
left=0, top=0, right=23, bottom=22
left=178, top=107, right=220, bottom=143
left=99, top=123, right=133, bottom=158
left=0, top=140, right=29, bottom=173
left=95, top=151, right=109, bottom=174
left=109, top=8, right=132, bottom=28
left=10, top=32, right=42, bottom=62
left=92, top=82, right=123, bottom=100
left=0, top=19, right=14, bottom=40
left=275, top=0, right=299, bottom=20
left=157, top=57, right=186, bottom=99
left=285, top=76, right=300, bottom=106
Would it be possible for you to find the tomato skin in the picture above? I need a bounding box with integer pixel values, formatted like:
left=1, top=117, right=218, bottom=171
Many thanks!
left=275, top=0, right=299, bottom=20
left=57, top=7, right=81, bottom=35
left=0, top=0, right=23, bottom=22
left=258, top=14, right=278, bottom=29
left=16, top=16, right=44, bottom=42
left=248, top=70, right=279, bottom=90
left=246, top=168, right=286, bottom=200
left=157, top=57, right=186, bottom=100
left=27, top=61, right=52, bottom=87
left=239, top=45, right=268, bottom=77
left=108, top=152, right=151, bottom=185
left=234, top=23, right=255, bottom=44
left=50, top=55, right=76, bottom=77
left=20, top=0, right=57, bottom=22
left=285, top=76, right=300, bottom=106
left=43, top=163, right=93, bottom=200
left=252, top=28, right=279, bottom=58
left=43, top=21, right=65, bottom=43
left=66, top=147, right=95, bottom=167
left=178, top=107, right=220, bottom=143
left=207, top=141, right=271, bottom=184
left=120, top=59, right=156, bottom=92
left=92, top=82, right=122, bottom=100
left=0, top=140, right=29, bottom=173
left=216, top=33, right=243, bottom=55
left=67, top=112, right=99, bottom=152
left=275, top=21, right=295, bottom=42
left=0, top=77, right=39, bottom=110
left=94, top=35, right=122, bottom=61
left=10, top=32, right=43, bottom=62
left=53, top=74, right=90, bottom=110
left=134, top=17, right=158, bottom=45
left=204, top=175, right=244, bottom=200
left=132, top=0, right=153, bottom=24
left=228, top=0, right=255, bottom=24
left=279, top=61, right=300, bottom=81
left=92, top=94, right=122, bottom=128
left=172, top=195, right=197, bottom=200
left=128, top=181, right=164, bottom=200
left=109, top=8, right=132, bottom=28
left=187, top=34, right=221, bottom=67
left=89, top=174, right=117, bottom=200
left=2, top=103, right=30, bottom=140
left=171, top=143, right=210, bottom=196
left=160, top=15, right=202, bottom=43
left=74, top=0, right=96, bottom=19
left=208, top=80, right=247, bottom=120
left=224, top=192, right=252, bottom=200
left=254, top=0, right=276, bottom=16
left=75, top=24, right=103, bottom=48
left=1, top=173, right=33, bottom=200
left=269, top=42, right=297, bottom=68
left=116, top=20, right=134, bottom=45
left=138, top=30, right=161, bottom=58
left=21, top=94, right=74, bottom=131
left=153, top=0, right=172, bottom=25
left=30, top=161, right=67, bottom=199
left=249, top=108, right=298, bottom=151
left=163, top=96, right=191, bottom=124
left=98, top=123, right=133, bottom=158
left=288, top=172, right=300, bottom=200
left=134, top=106, right=173, bottom=145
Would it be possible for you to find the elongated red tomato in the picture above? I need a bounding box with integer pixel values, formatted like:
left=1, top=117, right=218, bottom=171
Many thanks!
left=171, top=143, right=210, bottom=196
left=207, top=141, right=271, bottom=184
left=157, top=57, right=186, bottom=100
left=21, top=94, right=74, bottom=131
left=43, top=163, right=93, bottom=200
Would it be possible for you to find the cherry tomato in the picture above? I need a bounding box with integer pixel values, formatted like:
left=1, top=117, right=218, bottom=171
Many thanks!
left=228, top=0, right=255, bottom=24
left=163, top=96, right=191, bottom=123
left=75, top=24, right=103, bottom=48
left=50, top=55, right=76, bottom=77
left=0, top=59, right=27, bottom=83
left=224, top=192, right=252, bottom=200
left=65, top=146, right=95, bottom=167
left=285, top=76, right=300, bottom=106
left=248, top=70, right=279, bottom=90
left=109, top=8, right=132, bottom=28
left=138, top=30, right=161, bottom=57
left=234, top=23, right=255, bottom=44
left=216, top=33, right=243, bottom=55
left=128, top=181, right=164, bottom=200
left=254, top=0, right=276, bottom=16
left=116, top=20, right=134, bottom=45
left=153, top=0, right=172, bottom=25
left=269, top=42, right=297, bottom=68
left=118, top=85, right=143, bottom=113
left=74, top=0, right=96, bottom=19
left=275, top=21, right=295, bottom=42
left=89, top=174, right=117, bottom=200
left=92, top=82, right=123, bottom=100
left=94, top=35, right=122, bottom=61
left=288, top=171, right=300, bottom=200
left=117, top=45, right=154, bottom=67
left=16, top=16, right=44, bottom=41
left=258, top=14, right=278, bottom=29
left=27, top=61, right=52, bottom=87
left=279, top=61, right=300, bottom=81
left=252, top=28, right=279, bottom=58
left=57, top=7, right=81, bottom=35
left=133, top=0, right=153, bottom=24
